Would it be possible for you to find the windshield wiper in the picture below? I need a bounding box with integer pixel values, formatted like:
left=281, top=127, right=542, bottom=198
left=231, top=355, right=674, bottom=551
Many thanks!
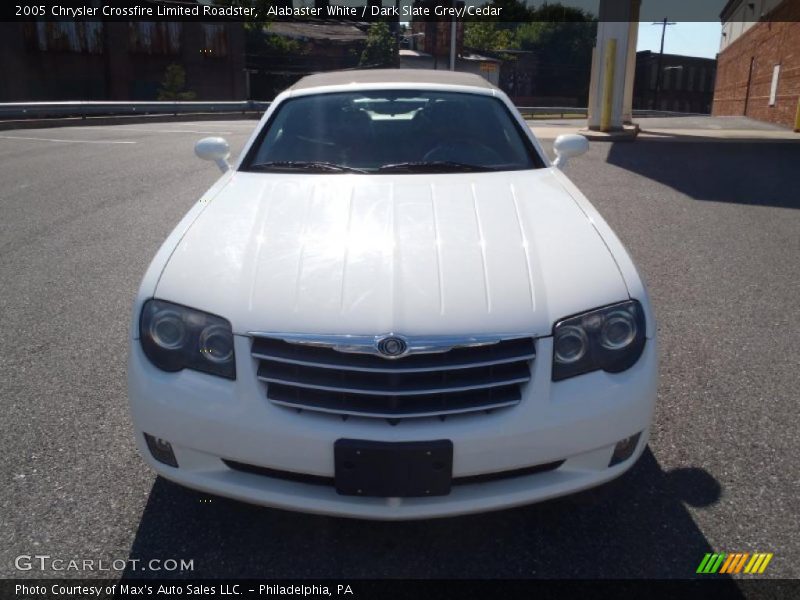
left=248, top=161, right=367, bottom=174
left=377, top=161, right=498, bottom=173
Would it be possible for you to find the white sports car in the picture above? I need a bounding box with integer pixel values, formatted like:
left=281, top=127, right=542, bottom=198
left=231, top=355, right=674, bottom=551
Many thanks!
left=128, top=69, right=657, bottom=519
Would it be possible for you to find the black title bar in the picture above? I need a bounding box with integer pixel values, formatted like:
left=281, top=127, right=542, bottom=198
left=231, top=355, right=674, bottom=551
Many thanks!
left=4, top=579, right=800, bottom=600
left=3, top=0, right=800, bottom=23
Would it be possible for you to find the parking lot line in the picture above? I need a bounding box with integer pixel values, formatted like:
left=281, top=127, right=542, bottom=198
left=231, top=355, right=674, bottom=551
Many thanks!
left=0, top=134, right=136, bottom=144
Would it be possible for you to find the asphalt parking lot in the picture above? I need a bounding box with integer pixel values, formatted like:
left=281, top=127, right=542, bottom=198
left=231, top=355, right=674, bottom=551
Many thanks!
left=1, top=118, right=798, bottom=582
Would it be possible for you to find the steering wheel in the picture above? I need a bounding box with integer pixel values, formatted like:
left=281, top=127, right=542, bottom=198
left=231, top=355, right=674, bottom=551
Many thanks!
left=423, top=139, right=505, bottom=164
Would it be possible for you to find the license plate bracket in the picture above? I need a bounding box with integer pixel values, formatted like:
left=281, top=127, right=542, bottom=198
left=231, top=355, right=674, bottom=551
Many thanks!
left=334, top=439, right=453, bottom=497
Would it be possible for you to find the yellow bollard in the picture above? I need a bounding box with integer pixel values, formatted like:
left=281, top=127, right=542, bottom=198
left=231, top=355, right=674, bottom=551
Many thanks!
left=600, top=39, right=617, bottom=133
left=795, top=97, right=800, bottom=132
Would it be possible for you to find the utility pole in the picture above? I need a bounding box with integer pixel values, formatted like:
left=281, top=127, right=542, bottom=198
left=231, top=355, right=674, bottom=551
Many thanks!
left=652, top=17, right=675, bottom=110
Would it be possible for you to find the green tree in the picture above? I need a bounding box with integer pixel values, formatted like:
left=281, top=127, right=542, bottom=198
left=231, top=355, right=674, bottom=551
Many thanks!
left=515, top=4, right=597, bottom=54
left=263, top=32, right=306, bottom=55
left=359, top=22, right=397, bottom=68
left=513, top=4, right=597, bottom=102
left=464, top=22, right=518, bottom=53
left=157, top=64, right=196, bottom=100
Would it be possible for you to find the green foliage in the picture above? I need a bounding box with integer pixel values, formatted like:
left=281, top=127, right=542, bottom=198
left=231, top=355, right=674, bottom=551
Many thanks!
left=464, top=1, right=595, bottom=56
left=515, top=4, right=598, bottom=102
left=264, top=32, right=306, bottom=55
left=515, top=20, right=596, bottom=53
left=157, top=64, right=196, bottom=101
left=463, top=0, right=597, bottom=102
left=517, top=2, right=596, bottom=53
left=359, top=22, right=397, bottom=68
left=464, top=22, right=518, bottom=53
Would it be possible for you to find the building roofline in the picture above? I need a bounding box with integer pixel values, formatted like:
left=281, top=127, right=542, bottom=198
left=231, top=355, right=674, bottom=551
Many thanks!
left=636, top=50, right=717, bottom=63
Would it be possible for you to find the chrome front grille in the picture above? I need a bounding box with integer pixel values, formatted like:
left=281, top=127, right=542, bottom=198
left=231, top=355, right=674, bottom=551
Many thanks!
left=250, top=334, right=535, bottom=420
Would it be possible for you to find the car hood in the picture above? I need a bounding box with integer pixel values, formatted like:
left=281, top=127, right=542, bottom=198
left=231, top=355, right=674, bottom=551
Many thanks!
left=156, top=170, right=629, bottom=336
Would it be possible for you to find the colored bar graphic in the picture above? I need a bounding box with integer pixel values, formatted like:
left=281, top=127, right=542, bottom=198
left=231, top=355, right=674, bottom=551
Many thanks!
left=720, top=554, right=737, bottom=573
left=734, top=553, right=750, bottom=574
left=745, top=553, right=774, bottom=574
left=699, top=552, right=772, bottom=575
left=720, top=553, right=740, bottom=574
left=710, top=554, right=726, bottom=573
left=758, top=554, right=773, bottom=573
left=719, top=553, right=751, bottom=574
left=697, top=554, right=713, bottom=574
left=697, top=553, right=727, bottom=574
left=745, top=554, right=762, bottom=573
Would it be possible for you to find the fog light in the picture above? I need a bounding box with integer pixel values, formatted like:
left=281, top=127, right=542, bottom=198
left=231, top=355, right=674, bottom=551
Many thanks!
left=609, top=432, right=641, bottom=467
left=144, top=433, right=178, bottom=468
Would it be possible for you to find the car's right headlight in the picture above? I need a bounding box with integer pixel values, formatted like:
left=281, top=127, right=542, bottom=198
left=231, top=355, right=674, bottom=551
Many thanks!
left=551, top=300, right=646, bottom=381
left=139, top=299, right=236, bottom=380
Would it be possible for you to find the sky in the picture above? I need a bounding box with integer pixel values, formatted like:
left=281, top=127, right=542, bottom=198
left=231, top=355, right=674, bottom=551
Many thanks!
left=636, top=22, right=722, bottom=59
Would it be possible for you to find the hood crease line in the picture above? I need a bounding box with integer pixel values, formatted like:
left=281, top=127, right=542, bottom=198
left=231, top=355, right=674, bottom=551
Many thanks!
left=430, top=183, right=445, bottom=316
left=471, top=182, right=491, bottom=314
left=510, top=183, right=536, bottom=312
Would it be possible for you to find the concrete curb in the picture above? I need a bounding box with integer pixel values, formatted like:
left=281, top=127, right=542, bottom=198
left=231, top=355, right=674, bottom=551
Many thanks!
left=578, top=124, right=640, bottom=142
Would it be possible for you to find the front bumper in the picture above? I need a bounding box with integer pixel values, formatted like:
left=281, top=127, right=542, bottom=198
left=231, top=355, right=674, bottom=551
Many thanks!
left=128, top=336, right=657, bottom=520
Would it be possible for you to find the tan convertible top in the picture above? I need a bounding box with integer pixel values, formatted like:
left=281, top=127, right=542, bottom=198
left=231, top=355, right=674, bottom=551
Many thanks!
left=288, top=69, right=497, bottom=92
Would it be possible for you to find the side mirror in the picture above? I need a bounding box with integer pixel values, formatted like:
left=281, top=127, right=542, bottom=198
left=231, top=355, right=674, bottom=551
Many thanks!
left=195, top=137, right=231, bottom=173
left=552, top=134, right=589, bottom=170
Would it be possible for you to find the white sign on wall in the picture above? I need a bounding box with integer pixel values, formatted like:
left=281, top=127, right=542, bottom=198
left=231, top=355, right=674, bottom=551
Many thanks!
left=769, top=64, right=781, bottom=106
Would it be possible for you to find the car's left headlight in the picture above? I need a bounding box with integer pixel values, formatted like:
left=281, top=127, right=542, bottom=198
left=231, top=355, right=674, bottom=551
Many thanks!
left=139, top=299, right=236, bottom=380
left=552, top=300, right=645, bottom=381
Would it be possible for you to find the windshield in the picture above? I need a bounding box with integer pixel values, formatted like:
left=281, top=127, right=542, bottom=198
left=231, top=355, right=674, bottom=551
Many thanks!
left=241, top=90, right=545, bottom=174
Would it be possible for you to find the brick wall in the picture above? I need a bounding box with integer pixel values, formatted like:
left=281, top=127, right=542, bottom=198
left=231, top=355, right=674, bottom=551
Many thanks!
left=712, top=1, right=800, bottom=128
